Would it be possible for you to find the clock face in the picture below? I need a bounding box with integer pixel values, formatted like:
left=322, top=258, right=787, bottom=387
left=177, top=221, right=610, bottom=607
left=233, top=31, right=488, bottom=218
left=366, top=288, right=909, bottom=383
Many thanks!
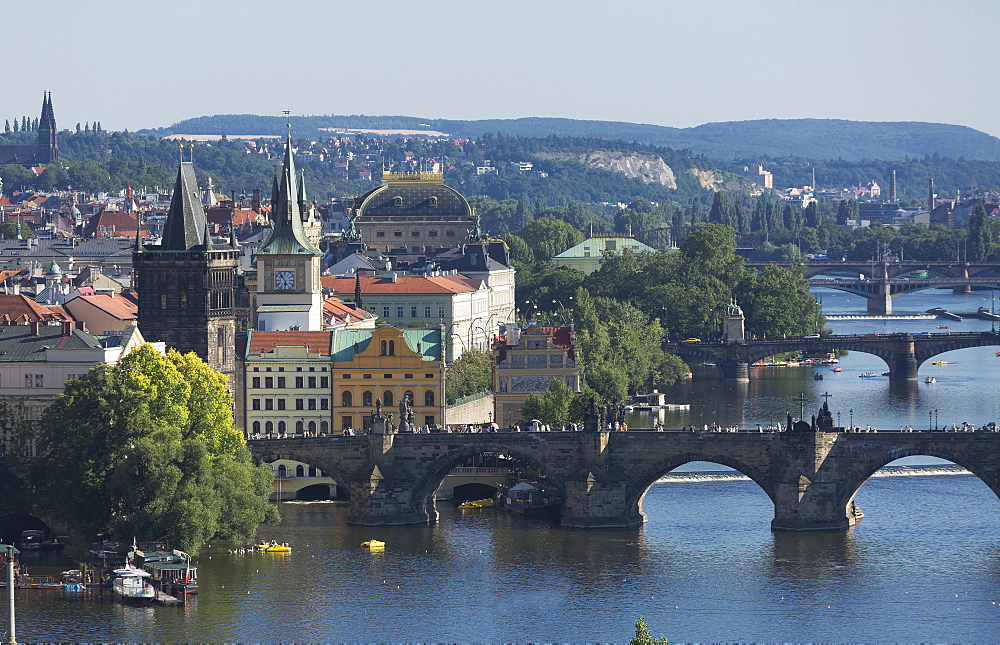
left=275, top=270, right=295, bottom=290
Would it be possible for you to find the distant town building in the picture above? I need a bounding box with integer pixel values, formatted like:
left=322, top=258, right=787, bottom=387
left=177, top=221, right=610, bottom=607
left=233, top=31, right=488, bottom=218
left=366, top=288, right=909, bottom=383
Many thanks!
left=0, top=93, right=58, bottom=165
left=551, top=235, right=656, bottom=275
left=492, top=323, right=580, bottom=427
left=741, top=164, right=773, bottom=189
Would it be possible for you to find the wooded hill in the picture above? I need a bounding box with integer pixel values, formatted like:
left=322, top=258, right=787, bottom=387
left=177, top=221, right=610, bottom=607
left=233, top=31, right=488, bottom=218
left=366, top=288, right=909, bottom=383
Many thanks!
left=139, top=115, right=1000, bottom=162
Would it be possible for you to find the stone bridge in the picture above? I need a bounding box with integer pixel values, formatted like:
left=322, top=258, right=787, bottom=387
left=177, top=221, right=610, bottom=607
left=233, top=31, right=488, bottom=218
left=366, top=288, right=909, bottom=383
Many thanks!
left=248, top=429, right=1000, bottom=532
left=665, top=331, right=1000, bottom=381
left=746, top=259, right=1000, bottom=280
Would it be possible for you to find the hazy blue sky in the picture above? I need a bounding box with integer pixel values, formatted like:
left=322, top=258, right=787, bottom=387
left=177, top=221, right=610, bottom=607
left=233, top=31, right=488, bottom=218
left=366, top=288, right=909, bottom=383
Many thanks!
left=9, top=0, right=1000, bottom=137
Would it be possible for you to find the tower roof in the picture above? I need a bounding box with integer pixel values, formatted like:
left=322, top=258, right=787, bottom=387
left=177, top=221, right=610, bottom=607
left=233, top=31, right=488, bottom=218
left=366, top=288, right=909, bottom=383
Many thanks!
left=257, top=135, right=322, bottom=256
left=160, top=162, right=212, bottom=251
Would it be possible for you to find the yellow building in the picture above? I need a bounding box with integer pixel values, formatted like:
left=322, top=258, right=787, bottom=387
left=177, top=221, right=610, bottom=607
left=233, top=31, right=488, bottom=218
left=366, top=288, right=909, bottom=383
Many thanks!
left=331, top=325, right=445, bottom=432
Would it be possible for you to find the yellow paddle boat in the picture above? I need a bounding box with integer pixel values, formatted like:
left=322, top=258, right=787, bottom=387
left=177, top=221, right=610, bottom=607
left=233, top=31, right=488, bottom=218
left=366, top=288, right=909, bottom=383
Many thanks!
left=458, top=498, right=495, bottom=509
left=254, top=541, right=292, bottom=553
left=932, top=361, right=949, bottom=365
left=360, top=539, right=385, bottom=550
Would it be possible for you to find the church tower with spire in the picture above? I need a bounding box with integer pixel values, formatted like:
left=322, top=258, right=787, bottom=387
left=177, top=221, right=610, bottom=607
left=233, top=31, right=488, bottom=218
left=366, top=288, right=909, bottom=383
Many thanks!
left=132, top=160, right=239, bottom=379
left=37, top=92, right=58, bottom=163
left=253, top=135, right=324, bottom=331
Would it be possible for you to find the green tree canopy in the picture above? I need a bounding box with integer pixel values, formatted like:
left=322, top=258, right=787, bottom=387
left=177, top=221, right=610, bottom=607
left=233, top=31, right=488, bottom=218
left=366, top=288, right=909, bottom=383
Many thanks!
left=35, top=345, right=277, bottom=553
left=445, top=347, right=493, bottom=405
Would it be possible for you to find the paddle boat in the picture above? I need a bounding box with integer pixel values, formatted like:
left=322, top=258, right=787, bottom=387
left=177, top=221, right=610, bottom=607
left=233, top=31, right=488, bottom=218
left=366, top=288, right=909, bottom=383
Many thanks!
left=859, top=372, right=879, bottom=378
left=932, top=361, right=949, bottom=365
left=458, top=498, right=495, bottom=509
left=360, top=539, right=385, bottom=550
left=924, top=377, right=936, bottom=383
left=832, top=367, right=842, bottom=373
left=254, top=541, right=292, bottom=553
left=813, top=373, right=824, bottom=380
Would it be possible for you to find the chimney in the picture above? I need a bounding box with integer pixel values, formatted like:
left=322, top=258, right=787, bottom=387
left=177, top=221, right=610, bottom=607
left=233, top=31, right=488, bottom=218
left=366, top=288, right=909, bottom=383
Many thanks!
left=61, top=320, right=73, bottom=335
left=890, top=170, right=897, bottom=202
left=76, top=320, right=86, bottom=331
left=929, top=178, right=936, bottom=212
left=30, top=320, right=40, bottom=336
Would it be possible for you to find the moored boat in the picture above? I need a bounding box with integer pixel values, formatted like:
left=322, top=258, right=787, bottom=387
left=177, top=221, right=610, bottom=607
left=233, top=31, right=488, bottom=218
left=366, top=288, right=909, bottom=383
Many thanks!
left=859, top=372, right=878, bottom=378
left=361, top=539, right=385, bottom=550
left=138, top=548, right=197, bottom=595
left=254, top=541, right=292, bottom=553
left=458, top=498, right=495, bottom=509
left=112, top=566, right=156, bottom=601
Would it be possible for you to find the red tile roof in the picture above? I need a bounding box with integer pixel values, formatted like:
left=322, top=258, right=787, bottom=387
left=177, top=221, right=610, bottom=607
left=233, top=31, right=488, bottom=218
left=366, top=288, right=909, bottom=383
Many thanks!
left=0, top=295, right=72, bottom=322
left=321, top=275, right=477, bottom=295
left=66, top=294, right=138, bottom=321
left=323, top=296, right=375, bottom=326
left=247, top=331, right=333, bottom=357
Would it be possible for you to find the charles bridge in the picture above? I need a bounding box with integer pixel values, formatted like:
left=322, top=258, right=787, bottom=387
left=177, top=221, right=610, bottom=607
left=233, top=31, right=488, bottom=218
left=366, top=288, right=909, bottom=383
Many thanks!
left=745, top=260, right=1000, bottom=314
left=248, top=425, right=1000, bottom=532
left=664, top=331, right=1000, bottom=381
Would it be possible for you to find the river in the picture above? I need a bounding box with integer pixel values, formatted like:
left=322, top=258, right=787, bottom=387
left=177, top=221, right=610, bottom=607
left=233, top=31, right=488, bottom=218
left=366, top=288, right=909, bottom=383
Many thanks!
left=5, top=287, right=1000, bottom=642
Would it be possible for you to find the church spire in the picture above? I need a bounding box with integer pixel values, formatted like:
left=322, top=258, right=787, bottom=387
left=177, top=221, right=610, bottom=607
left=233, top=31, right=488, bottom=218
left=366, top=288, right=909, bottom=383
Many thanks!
left=256, top=134, right=322, bottom=256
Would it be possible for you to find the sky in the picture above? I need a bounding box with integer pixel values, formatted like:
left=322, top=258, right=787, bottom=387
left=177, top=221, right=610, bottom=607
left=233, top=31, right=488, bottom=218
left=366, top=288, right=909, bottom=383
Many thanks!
left=8, top=0, right=1000, bottom=138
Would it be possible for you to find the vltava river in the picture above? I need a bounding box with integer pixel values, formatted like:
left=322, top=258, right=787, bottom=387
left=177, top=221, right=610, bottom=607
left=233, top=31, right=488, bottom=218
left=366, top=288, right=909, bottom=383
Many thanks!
left=6, top=287, right=1000, bottom=641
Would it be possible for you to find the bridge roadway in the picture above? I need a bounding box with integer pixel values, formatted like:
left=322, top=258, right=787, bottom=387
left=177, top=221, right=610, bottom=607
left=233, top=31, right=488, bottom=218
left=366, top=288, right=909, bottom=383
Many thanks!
left=745, top=259, right=1000, bottom=280
left=249, top=428, right=1000, bottom=532
left=664, top=331, right=1000, bottom=382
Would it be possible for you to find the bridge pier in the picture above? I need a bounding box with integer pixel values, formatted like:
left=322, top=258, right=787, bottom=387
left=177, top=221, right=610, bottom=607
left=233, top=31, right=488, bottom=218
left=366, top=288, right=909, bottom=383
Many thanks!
left=346, top=466, right=436, bottom=526
left=719, top=360, right=750, bottom=382
left=769, top=432, right=860, bottom=531
left=889, top=354, right=919, bottom=380
left=561, top=470, right=644, bottom=528
left=865, top=285, right=892, bottom=315
left=954, top=267, right=972, bottom=294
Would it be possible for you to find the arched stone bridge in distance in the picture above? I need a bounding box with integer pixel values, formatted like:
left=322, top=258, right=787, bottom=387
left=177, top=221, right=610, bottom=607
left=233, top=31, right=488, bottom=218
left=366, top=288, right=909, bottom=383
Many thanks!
left=248, top=429, right=1000, bottom=532
left=664, top=331, right=1000, bottom=381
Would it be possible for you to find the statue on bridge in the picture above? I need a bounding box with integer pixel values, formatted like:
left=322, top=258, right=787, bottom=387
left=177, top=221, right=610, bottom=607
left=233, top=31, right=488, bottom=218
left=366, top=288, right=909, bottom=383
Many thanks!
left=815, top=401, right=835, bottom=432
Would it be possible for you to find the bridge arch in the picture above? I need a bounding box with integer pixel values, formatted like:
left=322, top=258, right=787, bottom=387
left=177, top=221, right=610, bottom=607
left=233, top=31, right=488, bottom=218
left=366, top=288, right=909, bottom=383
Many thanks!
left=408, top=442, right=567, bottom=520
left=836, top=446, right=1000, bottom=517
left=249, top=444, right=358, bottom=502
left=625, top=453, right=776, bottom=525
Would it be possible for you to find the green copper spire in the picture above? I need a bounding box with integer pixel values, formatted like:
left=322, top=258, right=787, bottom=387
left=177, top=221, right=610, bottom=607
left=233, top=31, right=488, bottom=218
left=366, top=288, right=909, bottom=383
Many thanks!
left=257, top=135, right=321, bottom=256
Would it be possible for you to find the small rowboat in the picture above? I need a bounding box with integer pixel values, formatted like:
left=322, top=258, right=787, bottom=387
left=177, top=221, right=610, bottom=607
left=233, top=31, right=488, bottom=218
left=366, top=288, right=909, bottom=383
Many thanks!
left=360, top=540, right=385, bottom=550
left=254, top=542, right=292, bottom=553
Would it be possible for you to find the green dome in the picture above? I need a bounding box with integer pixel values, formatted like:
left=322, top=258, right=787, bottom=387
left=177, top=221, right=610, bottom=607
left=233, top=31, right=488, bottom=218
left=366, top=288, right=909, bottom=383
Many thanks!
left=45, top=260, right=62, bottom=277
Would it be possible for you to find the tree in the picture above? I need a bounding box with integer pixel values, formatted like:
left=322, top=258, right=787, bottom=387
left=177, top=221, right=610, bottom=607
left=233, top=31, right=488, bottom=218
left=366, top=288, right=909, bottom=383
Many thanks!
left=0, top=221, right=35, bottom=239
left=631, top=616, right=669, bottom=645
left=967, top=203, right=994, bottom=261
left=35, top=345, right=277, bottom=553
left=519, top=218, right=584, bottom=263
left=445, top=347, right=493, bottom=404
left=519, top=378, right=573, bottom=427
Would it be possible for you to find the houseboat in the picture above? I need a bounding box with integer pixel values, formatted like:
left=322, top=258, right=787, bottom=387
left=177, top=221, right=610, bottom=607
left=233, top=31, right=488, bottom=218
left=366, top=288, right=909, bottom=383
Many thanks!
left=137, top=548, right=197, bottom=596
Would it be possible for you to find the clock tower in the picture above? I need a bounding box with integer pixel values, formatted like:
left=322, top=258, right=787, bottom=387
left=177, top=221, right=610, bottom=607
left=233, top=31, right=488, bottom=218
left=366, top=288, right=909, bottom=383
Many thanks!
left=254, top=135, right=324, bottom=331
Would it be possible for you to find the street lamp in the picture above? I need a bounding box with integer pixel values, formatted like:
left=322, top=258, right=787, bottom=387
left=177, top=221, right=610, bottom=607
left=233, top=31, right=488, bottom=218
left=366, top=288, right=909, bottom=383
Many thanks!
left=934, top=409, right=939, bottom=431
left=929, top=410, right=933, bottom=431
left=849, top=408, right=854, bottom=430
left=1, top=542, right=18, bottom=644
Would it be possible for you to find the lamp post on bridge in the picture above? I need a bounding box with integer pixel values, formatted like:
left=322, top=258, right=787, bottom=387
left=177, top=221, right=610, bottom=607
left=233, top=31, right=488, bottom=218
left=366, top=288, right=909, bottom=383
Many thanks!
left=1, top=542, right=17, bottom=644
left=934, top=408, right=939, bottom=431
left=929, top=410, right=933, bottom=431
left=849, top=408, right=854, bottom=430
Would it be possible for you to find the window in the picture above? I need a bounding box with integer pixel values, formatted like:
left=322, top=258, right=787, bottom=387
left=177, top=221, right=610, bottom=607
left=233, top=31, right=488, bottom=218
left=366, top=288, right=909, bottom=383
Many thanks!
left=388, top=340, right=395, bottom=355
left=342, top=416, right=353, bottom=430
left=297, top=367, right=303, bottom=372
left=308, top=421, right=317, bottom=434
left=404, top=374, right=413, bottom=379
left=383, top=391, right=394, bottom=406
left=446, top=230, right=455, bottom=237
left=265, top=399, right=274, bottom=410
left=34, top=374, right=43, bottom=388
left=411, top=231, right=420, bottom=237
left=424, top=415, right=435, bottom=426
left=252, top=399, right=261, bottom=410
left=308, top=376, right=316, bottom=388
left=429, top=196, right=438, bottom=207
left=277, top=399, right=286, bottom=410
left=383, top=306, right=390, bottom=318
left=397, top=306, right=404, bottom=318
left=342, top=391, right=352, bottom=406
left=295, top=399, right=304, bottom=410
left=265, top=377, right=273, bottom=388
left=410, top=307, right=418, bottom=318
left=24, top=374, right=32, bottom=388
left=384, top=374, right=392, bottom=379
left=252, top=421, right=261, bottom=434
left=296, top=465, right=305, bottom=477
left=425, top=390, right=435, bottom=406
left=393, top=231, right=402, bottom=238
left=277, top=376, right=286, bottom=388
left=320, top=421, right=329, bottom=434
left=308, top=466, right=317, bottom=477
left=295, top=376, right=304, bottom=388
left=428, top=230, right=438, bottom=237
left=296, top=421, right=304, bottom=433
left=424, top=306, right=431, bottom=318
left=363, top=390, right=373, bottom=406
left=380, top=340, right=387, bottom=356
left=363, top=374, right=372, bottom=379
left=425, top=373, right=434, bottom=378
left=278, top=421, right=286, bottom=434
left=308, top=399, right=317, bottom=410
left=376, top=231, right=385, bottom=238
left=438, top=306, right=445, bottom=318
left=320, top=398, right=329, bottom=410
left=252, top=377, right=261, bottom=388
left=265, top=421, right=274, bottom=434
left=393, top=195, right=403, bottom=207
left=320, top=376, right=329, bottom=388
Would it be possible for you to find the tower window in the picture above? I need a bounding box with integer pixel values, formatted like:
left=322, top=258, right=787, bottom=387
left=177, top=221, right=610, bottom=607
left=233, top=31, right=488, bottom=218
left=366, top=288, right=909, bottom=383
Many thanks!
left=393, top=196, right=403, bottom=207
left=429, top=196, right=438, bottom=207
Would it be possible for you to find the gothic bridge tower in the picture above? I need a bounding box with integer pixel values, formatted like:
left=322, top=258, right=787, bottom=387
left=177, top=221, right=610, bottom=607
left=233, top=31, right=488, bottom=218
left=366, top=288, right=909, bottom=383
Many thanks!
left=133, top=160, right=239, bottom=379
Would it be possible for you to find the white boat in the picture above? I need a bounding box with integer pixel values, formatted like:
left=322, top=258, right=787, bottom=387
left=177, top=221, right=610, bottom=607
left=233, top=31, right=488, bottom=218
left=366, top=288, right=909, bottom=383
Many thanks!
left=924, top=377, right=936, bottom=384
left=112, top=565, right=156, bottom=600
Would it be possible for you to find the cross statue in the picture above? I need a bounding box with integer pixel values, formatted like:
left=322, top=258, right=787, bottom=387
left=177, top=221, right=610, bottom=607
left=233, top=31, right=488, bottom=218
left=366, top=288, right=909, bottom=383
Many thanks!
left=794, top=392, right=808, bottom=421
left=820, top=391, right=833, bottom=404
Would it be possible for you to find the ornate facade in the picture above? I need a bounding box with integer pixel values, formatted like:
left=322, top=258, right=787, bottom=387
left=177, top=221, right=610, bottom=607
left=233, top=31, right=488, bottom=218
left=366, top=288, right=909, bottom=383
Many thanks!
left=492, top=324, right=580, bottom=426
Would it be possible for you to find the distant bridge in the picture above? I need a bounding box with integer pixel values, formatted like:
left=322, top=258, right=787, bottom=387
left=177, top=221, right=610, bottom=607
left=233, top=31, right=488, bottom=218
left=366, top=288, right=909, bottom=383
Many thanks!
left=746, top=260, right=1000, bottom=314
left=248, top=429, right=1000, bottom=532
left=664, top=331, right=1000, bottom=381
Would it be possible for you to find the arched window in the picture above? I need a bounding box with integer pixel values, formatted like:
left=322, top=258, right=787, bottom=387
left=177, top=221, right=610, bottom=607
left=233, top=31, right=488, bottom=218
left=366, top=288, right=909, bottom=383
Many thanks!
left=429, top=196, right=438, bottom=207
left=363, top=390, right=373, bottom=406
left=320, top=421, right=329, bottom=434
left=308, top=421, right=317, bottom=434
left=393, top=195, right=403, bottom=207
left=277, top=464, right=286, bottom=476
left=252, top=421, right=261, bottom=434
left=380, top=340, right=387, bottom=356
left=296, top=420, right=304, bottom=433
left=265, top=421, right=273, bottom=434
left=342, top=390, right=353, bottom=406
left=388, top=340, right=395, bottom=356
left=296, top=464, right=305, bottom=478
left=383, top=390, right=394, bottom=406
left=277, top=421, right=286, bottom=434
left=308, top=466, right=317, bottom=477
left=425, top=390, right=435, bottom=406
